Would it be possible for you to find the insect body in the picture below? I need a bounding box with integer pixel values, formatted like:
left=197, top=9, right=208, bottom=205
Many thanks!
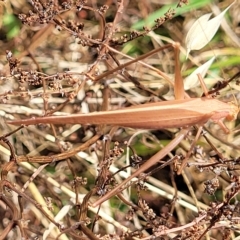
left=7, top=98, right=238, bottom=130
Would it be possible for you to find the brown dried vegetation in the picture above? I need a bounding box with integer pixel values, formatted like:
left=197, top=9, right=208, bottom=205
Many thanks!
left=0, top=0, right=240, bottom=239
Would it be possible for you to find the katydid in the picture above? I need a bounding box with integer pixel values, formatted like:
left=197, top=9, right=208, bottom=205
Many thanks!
left=7, top=42, right=239, bottom=208
left=7, top=98, right=238, bottom=130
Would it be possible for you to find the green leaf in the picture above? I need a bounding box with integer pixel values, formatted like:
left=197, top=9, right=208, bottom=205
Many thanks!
left=132, top=0, right=213, bottom=30
left=3, top=13, right=21, bottom=39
